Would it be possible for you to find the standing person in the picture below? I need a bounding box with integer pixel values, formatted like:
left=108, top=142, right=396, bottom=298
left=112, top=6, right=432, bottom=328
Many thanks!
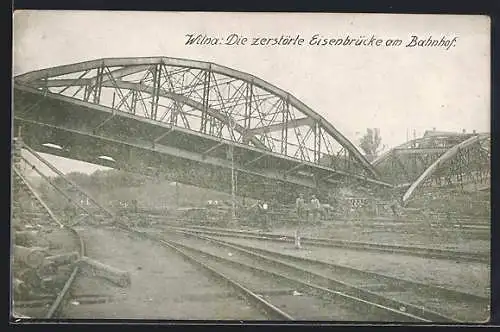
left=390, top=198, right=399, bottom=217
left=295, top=193, right=306, bottom=249
left=310, top=195, right=321, bottom=224
left=257, top=200, right=270, bottom=231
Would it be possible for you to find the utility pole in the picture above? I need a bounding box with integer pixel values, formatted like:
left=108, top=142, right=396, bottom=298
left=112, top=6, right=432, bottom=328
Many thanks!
left=229, top=119, right=237, bottom=223
left=231, top=145, right=236, bottom=220
left=14, top=126, right=23, bottom=171
left=175, top=181, right=179, bottom=208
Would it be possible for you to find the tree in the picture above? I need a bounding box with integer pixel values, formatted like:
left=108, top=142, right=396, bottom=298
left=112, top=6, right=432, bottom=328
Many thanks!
left=359, top=128, right=382, bottom=162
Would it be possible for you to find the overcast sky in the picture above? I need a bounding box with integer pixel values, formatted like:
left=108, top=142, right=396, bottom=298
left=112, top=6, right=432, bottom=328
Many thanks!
left=13, top=11, right=490, bottom=174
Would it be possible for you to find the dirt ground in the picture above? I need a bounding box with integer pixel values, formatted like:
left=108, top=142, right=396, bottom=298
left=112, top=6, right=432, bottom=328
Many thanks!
left=62, top=226, right=265, bottom=319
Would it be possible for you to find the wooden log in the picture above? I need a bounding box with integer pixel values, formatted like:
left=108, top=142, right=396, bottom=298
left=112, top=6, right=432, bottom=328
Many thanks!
left=14, top=231, right=45, bottom=247
left=44, top=252, right=80, bottom=267
left=16, top=268, right=42, bottom=288
left=37, top=260, right=57, bottom=276
left=15, top=295, right=113, bottom=308
left=14, top=245, right=48, bottom=268
left=77, top=257, right=131, bottom=287
left=13, top=278, right=29, bottom=297
left=14, top=299, right=53, bottom=308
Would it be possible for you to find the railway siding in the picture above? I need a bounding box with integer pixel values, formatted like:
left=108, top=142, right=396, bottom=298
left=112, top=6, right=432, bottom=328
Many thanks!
left=180, top=231, right=488, bottom=322
left=206, top=235, right=490, bottom=300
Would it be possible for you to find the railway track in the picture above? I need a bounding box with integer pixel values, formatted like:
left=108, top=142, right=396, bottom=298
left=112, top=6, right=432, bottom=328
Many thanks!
left=116, top=222, right=488, bottom=322
left=129, top=211, right=490, bottom=231
left=112, top=225, right=291, bottom=320
left=172, top=229, right=489, bottom=322
left=159, top=224, right=490, bottom=264
left=43, top=225, right=86, bottom=319
left=117, top=225, right=426, bottom=321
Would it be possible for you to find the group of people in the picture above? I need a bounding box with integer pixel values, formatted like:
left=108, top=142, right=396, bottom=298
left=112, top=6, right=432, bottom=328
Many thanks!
left=294, top=193, right=322, bottom=249
left=295, top=193, right=322, bottom=224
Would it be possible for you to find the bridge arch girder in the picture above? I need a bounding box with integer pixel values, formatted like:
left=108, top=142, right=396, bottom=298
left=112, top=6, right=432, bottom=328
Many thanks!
left=400, top=134, right=490, bottom=205
left=372, top=132, right=485, bottom=185
left=14, top=56, right=378, bottom=180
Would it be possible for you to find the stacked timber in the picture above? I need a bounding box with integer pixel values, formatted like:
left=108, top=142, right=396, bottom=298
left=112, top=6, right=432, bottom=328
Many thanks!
left=12, top=163, right=132, bottom=318
left=11, top=168, right=82, bottom=315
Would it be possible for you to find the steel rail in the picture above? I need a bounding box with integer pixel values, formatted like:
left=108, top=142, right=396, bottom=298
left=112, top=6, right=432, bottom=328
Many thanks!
left=193, top=234, right=488, bottom=302
left=45, top=224, right=86, bottom=319
left=114, top=225, right=294, bottom=320
left=170, top=229, right=473, bottom=322
left=162, top=225, right=489, bottom=263
left=157, top=231, right=431, bottom=322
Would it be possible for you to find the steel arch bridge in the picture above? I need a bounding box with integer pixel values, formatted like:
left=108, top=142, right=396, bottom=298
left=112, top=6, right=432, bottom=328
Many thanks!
left=13, top=57, right=392, bottom=202
left=372, top=130, right=490, bottom=205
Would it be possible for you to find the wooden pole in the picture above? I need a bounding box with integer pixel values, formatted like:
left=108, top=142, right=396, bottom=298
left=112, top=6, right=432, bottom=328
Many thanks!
left=77, top=256, right=131, bottom=287
left=44, top=252, right=80, bottom=266
left=14, top=295, right=111, bottom=308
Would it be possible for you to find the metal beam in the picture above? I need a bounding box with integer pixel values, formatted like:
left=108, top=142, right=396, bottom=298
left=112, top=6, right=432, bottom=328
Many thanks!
left=22, top=144, right=115, bottom=218
left=13, top=166, right=65, bottom=228
left=14, top=85, right=394, bottom=188
left=285, top=163, right=306, bottom=174
left=23, top=65, right=153, bottom=88
left=14, top=117, right=317, bottom=189
left=97, top=65, right=151, bottom=85
left=393, top=148, right=449, bottom=155
left=244, top=154, right=266, bottom=167
left=101, top=80, right=268, bottom=150
left=14, top=56, right=379, bottom=179
left=244, top=117, right=313, bottom=137
left=153, top=128, right=174, bottom=143
left=202, top=142, right=225, bottom=155
left=402, top=134, right=489, bottom=204
left=373, top=136, right=464, bottom=166
left=320, top=172, right=339, bottom=182
left=393, top=153, right=412, bottom=181
left=20, top=155, right=99, bottom=223
left=28, top=78, right=91, bottom=88
left=14, top=85, right=336, bottom=174
left=92, top=114, right=116, bottom=133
